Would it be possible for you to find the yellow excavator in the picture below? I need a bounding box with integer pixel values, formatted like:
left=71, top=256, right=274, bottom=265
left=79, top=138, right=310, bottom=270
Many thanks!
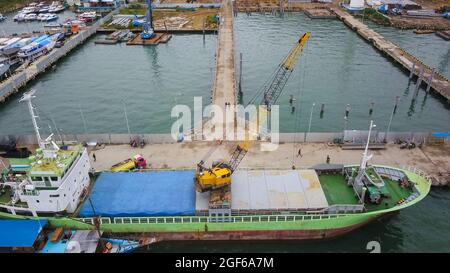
left=194, top=32, right=310, bottom=193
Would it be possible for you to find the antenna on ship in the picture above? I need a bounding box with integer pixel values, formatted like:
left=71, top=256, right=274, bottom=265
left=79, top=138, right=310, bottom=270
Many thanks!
left=19, top=89, right=45, bottom=150
left=20, top=90, right=59, bottom=158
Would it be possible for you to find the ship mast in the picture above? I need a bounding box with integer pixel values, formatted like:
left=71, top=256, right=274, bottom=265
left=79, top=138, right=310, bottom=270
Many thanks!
left=20, top=90, right=59, bottom=158
left=355, top=120, right=376, bottom=184
left=19, top=90, right=44, bottom=150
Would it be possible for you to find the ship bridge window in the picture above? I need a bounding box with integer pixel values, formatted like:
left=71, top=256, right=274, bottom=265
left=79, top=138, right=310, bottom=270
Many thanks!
left=50, top=194, right=60, bottom=198
left=31, top=177, right=43, bottom=182
left=50, top=177, right=58, bottom=182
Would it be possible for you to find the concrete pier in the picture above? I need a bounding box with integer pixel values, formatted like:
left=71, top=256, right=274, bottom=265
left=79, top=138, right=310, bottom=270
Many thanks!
left=0, top=10, right=119, bottom=103
left=200, top=0, right=237, bottom=140
left=331, top=7, right=450, bottom=103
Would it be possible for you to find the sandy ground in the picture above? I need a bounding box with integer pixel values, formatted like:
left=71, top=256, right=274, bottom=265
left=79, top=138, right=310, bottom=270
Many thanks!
left=116, top=7, right=219, bottom=30
left=86, top=141, right=450, bottom=186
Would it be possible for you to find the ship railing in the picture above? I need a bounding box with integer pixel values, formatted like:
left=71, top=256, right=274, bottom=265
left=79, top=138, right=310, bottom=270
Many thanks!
left=321, top=204, right=365, bottom=214
left=401, top=165, right=434, bottom=185
left=76, top=213, right=352, bottom=226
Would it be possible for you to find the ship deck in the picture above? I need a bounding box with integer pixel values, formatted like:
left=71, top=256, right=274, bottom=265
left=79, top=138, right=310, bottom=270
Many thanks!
left=318, top=173, right=413, bottom=212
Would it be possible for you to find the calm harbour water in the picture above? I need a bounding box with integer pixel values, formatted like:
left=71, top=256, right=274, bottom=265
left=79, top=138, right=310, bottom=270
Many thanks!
left=0, top=12, right=449, bottom=252
left=0, top=13, right=449, bottom=135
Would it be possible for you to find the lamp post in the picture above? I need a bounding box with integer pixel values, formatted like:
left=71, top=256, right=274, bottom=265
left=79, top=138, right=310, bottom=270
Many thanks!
left=304, top=102, right=315, bottom=142
left=123, top=100, right=131, bottom=140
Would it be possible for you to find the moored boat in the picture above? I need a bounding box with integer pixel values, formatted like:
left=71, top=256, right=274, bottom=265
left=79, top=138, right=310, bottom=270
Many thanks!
left=17, top=34, right=59, bottom=60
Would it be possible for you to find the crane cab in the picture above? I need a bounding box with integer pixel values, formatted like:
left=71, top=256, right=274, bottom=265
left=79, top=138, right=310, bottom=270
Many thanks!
left=195, top=166, right=232, bottom=193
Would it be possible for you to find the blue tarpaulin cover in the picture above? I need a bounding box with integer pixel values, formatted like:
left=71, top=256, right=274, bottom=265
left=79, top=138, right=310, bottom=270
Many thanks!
left=432, top=132, right=450, bottom=138
left=79, top=171, right=196, bottom=217
left=0, top=220, right=47, bottom=247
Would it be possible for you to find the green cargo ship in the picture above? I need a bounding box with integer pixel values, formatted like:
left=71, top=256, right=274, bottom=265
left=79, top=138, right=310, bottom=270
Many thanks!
left=0, top=93, right=431, bottom=241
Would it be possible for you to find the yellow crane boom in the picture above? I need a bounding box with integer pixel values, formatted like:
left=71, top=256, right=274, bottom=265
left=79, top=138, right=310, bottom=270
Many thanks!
left=195, top=33, right=310, bottom=193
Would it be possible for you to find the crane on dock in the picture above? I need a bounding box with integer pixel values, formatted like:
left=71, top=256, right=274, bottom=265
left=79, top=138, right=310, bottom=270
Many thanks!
left=141, top=0, right=156, bottom=39
left=194, top=32, right=310, bottom=193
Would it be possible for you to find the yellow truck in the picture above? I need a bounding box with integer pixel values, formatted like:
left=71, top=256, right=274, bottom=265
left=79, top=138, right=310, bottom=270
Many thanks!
left=110, top=154, right=147, bottom=172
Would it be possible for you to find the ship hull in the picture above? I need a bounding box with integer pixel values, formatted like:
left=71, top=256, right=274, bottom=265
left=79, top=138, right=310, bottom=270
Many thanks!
left=0, top=167, right=430, bottom=242
left=114, top=213, right=398, bottom=244
left=0, top=209, right=395, bottom=241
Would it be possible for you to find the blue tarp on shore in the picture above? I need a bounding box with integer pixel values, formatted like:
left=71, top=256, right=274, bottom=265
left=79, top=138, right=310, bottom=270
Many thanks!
left=0, top=220, right=47, bottom=247
left=79, top=171, right=196, bottom=217
left=432, top=132, right=450, bottom=138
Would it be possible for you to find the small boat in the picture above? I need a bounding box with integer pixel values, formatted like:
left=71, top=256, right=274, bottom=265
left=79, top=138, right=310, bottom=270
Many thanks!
left=49, top=3, right=65, bottom=13
left=24, top=13, right=38, bottom=21
left=14, top=13, right=27, bottom=22
left=62, top=19, right=86, bottom=28
left=6, top=38, right=32, bottom=49
left=38, top=7, right=50, bottom=13
left=436, top=30, right=450, bottom=41
left=0, top=48, right=20, bottom=66
left=40, top=13, right=58, bottom=22
left=21, top=7, right=37, bottom=14
left=0, top=14, right=6, bottom=22
left=78, top=12, right=97, bottom=22
left=413, top=29, right=435, bottom=34
left=0, top=62, right=10, bottom=77
left=0, top=38, right=22, bottom=51
left=18, top=34, right=58, bottom=60
left=38, top=229, right=140, bottom=253
left=44, top=22, right=62, bottom=28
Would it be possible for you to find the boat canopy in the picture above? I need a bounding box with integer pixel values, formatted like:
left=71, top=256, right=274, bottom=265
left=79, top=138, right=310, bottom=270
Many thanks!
left=0, top=220, right=47, bottom=247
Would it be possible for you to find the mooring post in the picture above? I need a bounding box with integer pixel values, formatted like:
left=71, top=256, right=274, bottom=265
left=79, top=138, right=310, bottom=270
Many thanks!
left=409, top=62, right=416, bottom=79
left=414, top=66, right=424, bottom=97
left=426, top=68, right=435, bottom=93
left=202, top=18, right=205, bottom=39
left=238, top=53, right=243, bottom=103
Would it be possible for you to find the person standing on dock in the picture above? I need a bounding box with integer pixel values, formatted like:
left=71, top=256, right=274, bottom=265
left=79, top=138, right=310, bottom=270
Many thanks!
left=93, top=153, right=96, bottom=162
left=326, top=155, right=330, bottom=164
left=297, top=148, right=302, bottom=157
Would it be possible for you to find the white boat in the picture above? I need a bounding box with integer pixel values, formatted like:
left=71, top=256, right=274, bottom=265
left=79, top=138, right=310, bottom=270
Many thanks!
left=25, top=13, right=38, bottom=21
left=37, top=13, right=47, bottom=21
left=6, top=38, right=32, bottom=49
left=49, top=1, right=65, bottom=13
left=0, top=38, right=22, bottom=51
left=78, top=11, right=97, bottom=22
left=44, top=22, right=62, bottom=28
left=18, top=34, right=59, bottom=60
left=63, top=19, right=86, bottom=28
left=38, top=7, right=50, bottom=13
left=39, top=13, right=58, bottom=22
left=0, top=62, right=10, bottom=77
left=14, top=13, right=27, bottom=22
left=21, top=7, right=37, bottom=14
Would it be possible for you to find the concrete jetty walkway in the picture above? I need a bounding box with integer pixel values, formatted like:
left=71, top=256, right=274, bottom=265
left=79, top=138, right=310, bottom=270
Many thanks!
left=331, top=7, right=450, bottom=103
left=199, top=0, right=238, bottom=140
